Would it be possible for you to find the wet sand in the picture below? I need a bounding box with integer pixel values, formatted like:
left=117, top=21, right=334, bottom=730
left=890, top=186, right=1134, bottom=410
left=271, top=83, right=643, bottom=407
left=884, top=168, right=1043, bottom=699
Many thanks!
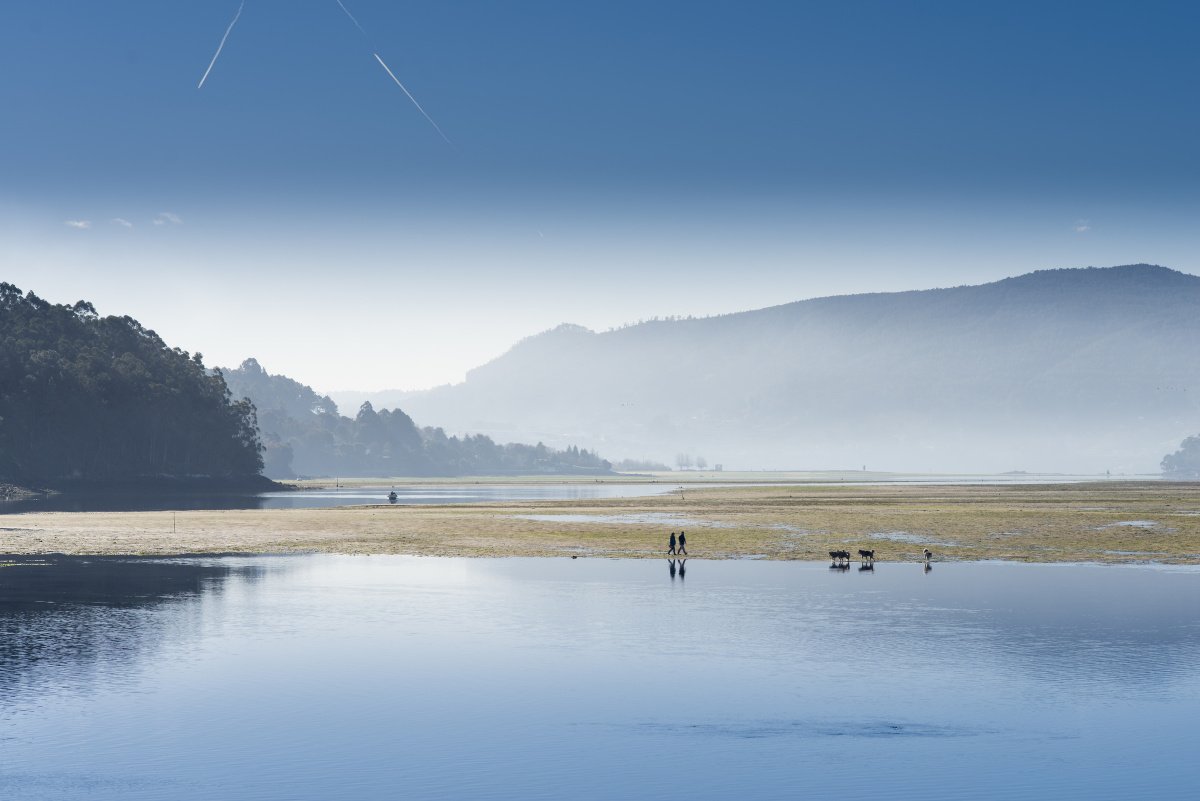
left=2, top=481, right=1199, bottom=563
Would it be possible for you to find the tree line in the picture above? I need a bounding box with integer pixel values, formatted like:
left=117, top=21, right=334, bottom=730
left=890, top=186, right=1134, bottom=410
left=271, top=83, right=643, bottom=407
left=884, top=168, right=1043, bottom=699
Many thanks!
left=1162, top=436, right=1200, bottom=479
left=0, top=284, right=263, bottom=486
left=223, top=359, right=612, bottom=478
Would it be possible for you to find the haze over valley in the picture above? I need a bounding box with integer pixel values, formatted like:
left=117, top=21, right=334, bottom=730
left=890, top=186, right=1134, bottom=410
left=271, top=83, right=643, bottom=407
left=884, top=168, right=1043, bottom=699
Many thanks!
left=328, top=264, right=1200, bottom=474
left=7, top=264, right=1199, bottom=489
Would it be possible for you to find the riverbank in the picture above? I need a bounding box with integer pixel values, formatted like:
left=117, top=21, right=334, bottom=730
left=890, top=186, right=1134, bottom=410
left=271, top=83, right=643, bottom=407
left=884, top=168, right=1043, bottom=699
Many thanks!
left=291, top=469, right=1150, bottom=487
left=0, top=475, right=285, bottom=506
left=2, top=481, right=1198, bottom=563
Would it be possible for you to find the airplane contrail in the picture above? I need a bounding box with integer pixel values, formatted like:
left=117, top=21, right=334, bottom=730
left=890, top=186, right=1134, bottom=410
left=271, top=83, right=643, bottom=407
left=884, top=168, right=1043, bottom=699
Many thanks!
left=372, top=52, right=454, bottom=145
left=332, top=0, right=453, bottom=145
left=334, top=0, right=368, bottom=37
left=198, top=1, right=246, bottom=89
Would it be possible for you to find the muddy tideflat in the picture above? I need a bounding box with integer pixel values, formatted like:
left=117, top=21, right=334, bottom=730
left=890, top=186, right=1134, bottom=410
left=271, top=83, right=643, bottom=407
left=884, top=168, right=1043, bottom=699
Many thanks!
left=2, top=481, right=1199, bottom=563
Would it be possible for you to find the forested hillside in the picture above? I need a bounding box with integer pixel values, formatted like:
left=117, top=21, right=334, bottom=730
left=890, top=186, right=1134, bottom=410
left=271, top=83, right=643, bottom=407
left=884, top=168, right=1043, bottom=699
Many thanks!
left=0, top=284, right=264, bottom=486
left=223, top=359, right=611, bottom=478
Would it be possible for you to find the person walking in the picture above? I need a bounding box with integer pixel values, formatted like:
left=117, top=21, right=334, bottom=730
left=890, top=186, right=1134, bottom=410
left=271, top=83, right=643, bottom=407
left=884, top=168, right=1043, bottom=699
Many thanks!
left=678, top=530, right=687, bottom=555
left=668, top=532, right=677, bottom=555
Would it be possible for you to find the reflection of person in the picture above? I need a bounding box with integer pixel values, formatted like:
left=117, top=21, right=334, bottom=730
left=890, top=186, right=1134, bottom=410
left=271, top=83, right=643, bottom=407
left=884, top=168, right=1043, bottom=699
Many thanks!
left=678, top=531, right=687, bottom=555
left=668, top=532, right=677, bottom=555
left=679, top=559, right=686, bottom=580
left=669, top=559, right=677, bottom=579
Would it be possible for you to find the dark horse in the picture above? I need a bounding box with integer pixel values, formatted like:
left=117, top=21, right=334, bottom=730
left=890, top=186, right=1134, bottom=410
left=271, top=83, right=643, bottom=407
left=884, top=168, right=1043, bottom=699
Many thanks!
left=857, top=548, right=875, bottom=564
left=829, top=549, right=851, bottom=565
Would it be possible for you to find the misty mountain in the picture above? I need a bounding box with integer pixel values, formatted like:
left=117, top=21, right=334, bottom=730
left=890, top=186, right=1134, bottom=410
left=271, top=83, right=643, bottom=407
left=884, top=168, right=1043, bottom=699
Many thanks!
left=369, top=265, right=1200, bottom=473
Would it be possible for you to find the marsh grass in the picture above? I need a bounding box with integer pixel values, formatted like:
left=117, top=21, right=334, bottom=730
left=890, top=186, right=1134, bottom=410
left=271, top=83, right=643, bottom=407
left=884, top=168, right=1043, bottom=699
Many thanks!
left=2, top=481, right=1198, bottom=563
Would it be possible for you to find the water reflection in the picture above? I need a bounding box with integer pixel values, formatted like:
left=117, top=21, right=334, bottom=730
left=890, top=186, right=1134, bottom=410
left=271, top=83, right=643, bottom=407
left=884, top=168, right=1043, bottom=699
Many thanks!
left=0, top=483, right=680, bottom=514
left=0, top=556, right=265, bottom=709
left=0, top=557, right=1197, bottom=801
left=0, top=492, right=270, bottom=514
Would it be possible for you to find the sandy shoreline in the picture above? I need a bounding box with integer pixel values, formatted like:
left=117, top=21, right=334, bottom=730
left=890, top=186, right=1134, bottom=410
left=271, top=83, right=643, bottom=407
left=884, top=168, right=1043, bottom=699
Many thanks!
left=1, top=481, right=1198, bottom=564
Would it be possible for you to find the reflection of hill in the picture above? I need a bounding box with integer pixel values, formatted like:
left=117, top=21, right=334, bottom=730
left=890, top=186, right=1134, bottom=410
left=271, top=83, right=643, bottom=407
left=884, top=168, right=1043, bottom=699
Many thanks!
left=0, top=555, right=1195, bottom=734
left=390, top=265, right=1200, bottom=472
left=0, top=492, right=269, bottom=515
left=0, top=557, right=264, bottom=701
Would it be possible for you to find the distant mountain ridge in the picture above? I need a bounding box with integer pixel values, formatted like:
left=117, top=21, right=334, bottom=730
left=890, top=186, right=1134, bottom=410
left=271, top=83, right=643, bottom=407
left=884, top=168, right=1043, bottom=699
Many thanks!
left=339, top=265, right=1200, bottom=472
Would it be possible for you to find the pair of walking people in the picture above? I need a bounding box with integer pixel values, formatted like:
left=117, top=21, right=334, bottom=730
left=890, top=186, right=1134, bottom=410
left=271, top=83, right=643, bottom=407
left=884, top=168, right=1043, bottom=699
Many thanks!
left=668, top=530, right=687, bottom=555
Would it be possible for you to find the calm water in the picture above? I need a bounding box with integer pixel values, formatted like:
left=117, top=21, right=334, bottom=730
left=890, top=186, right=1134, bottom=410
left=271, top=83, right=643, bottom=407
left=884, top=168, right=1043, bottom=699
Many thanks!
left=1, top=556, right=1197, bottom=800
left=0, top=474, right=1155, bottom=515
left=0, top=483, right=680, bottom=514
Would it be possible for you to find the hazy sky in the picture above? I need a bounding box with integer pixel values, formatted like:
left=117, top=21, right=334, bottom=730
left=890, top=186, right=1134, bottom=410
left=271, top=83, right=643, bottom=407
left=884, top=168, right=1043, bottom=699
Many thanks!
left=4, top=1, right=1199, bottom=391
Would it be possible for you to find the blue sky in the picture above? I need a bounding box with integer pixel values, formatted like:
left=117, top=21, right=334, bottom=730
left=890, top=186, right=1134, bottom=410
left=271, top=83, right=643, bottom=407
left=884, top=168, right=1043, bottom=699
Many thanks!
left=3, top=1, right=1199, bottom=390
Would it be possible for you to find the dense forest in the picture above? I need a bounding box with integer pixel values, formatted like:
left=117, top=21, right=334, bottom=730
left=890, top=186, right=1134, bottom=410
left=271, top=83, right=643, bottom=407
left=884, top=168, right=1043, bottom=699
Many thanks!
left=0, top=284, right=264, bottom=487
left=1162, top=436, right=1200, bottom=479
left=222, top=359, right=612, bottom=478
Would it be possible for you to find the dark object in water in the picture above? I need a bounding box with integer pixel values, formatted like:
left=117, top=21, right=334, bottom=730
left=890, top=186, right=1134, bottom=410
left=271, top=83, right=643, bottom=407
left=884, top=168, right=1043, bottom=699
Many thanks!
left=388, top=491, right=398, bottom=504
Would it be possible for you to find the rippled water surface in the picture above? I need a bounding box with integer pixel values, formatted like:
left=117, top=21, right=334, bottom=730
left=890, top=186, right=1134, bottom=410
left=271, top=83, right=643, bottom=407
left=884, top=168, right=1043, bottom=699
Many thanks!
left=1, top=557, right=1197, bottom=800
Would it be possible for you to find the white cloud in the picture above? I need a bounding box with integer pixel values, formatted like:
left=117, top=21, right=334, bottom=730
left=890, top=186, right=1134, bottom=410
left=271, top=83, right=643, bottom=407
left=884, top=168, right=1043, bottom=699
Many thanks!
left=153, top=211, right=183, bottom=226
left=112, top=217, right=134, bottom=228
left=64, top=219, right=92, bottom=229
left=1073, top=219, right=1091, bottom=233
